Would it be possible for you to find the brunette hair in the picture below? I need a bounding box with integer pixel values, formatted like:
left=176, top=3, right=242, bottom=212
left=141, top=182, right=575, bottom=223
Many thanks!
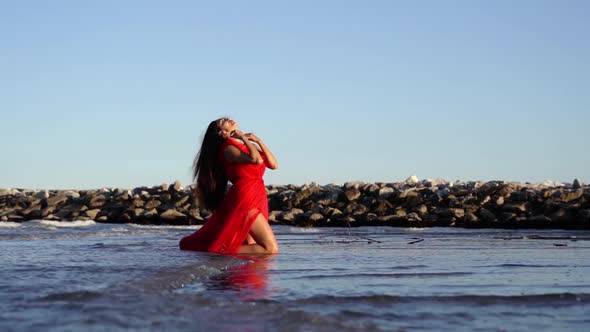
left=193, top=119, right=228, bottom=211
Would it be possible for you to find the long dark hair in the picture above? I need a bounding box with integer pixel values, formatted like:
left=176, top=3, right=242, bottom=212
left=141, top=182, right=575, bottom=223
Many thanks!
left=193, top=119, right=228, bottom=211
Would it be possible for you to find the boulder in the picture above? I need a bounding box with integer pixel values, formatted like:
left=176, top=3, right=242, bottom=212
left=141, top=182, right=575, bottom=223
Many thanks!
left=34, top=191, right=50, bottom=200
left=84, top=209, right=101, bottom=219
left=88, top=194, right=109, bottom=209
left=560, top=190, right=583, bottom=203
left=171, top=180, right=183, bottom=192
left=46, top=193, right=69, bottom=207
left=478, top=207, right=496, bottom=222
left=573, top=179, right=581, bottom=190
left=145, top=200, right=162, bottom=210
left=160, top=209, right=187, bottom=220
left=307, top=213, right=324, bottom=222
left=343, top=189, right=361, bottom=202
left=378, top=187, right=395, bottom=199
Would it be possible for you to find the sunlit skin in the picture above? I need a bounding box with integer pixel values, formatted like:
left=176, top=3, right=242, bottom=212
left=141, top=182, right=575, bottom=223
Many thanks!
left=216, top=117, right=279, bottom=254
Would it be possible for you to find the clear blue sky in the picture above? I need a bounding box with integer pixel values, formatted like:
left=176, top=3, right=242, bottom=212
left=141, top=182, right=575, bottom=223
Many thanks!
left=1, top=0, right=588, bottom=189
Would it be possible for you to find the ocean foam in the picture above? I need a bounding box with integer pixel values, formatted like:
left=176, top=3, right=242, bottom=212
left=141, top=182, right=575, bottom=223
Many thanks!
left=35, top=220, right=97, bottom=228
left=288, top=227, right=321, bottom=233
left=127, top=223, right=202, bottom=230
left=0, top=222, right=21, bottom=228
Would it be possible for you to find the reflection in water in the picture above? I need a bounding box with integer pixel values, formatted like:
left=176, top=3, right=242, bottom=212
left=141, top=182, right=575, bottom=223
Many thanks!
left=207, top=254, right=277, bottom=300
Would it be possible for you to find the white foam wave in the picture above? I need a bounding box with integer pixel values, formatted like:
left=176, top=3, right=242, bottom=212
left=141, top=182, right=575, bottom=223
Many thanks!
left=127, top=223, right=202, bottom=230
left=406, top=227, right=428, bottom=232
left=288, top=227, right=321, bottom=233
left=34, top=220, right=97, bottom=228
left=0, top=222, right=21, bottom=228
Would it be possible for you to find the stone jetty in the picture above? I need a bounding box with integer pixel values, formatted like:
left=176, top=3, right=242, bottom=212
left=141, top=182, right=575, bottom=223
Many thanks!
left=1, top=178, right=589, bottom=229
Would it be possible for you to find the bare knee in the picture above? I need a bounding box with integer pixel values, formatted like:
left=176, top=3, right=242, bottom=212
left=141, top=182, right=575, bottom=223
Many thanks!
left=262, top=241, right=279, bottom=254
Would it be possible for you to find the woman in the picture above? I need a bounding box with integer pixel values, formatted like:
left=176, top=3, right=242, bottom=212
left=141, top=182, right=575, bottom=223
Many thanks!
left=179, top=117, right=280, bottom=255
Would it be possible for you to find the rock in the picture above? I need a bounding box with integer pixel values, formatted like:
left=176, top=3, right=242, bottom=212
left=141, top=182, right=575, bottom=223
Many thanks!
left=307, top=213, right=324, bottom=222
left=502, top=203, right=528, bottom=213
left=344, top=203, right=367, bottom=216
left=366, top=213, right=378, bottom=222
left=550, top=209, right=569, bottom=222
left=344, top=181, right=364, bottom=190
left=174, top=195, right=190, bottom=207
left=449, top=208, right=465, bottom=219
left=120, top=213, right=132, bottom=222
left=343, top=189, right=361, bottom=202
left=46, top=193, right=69, bottom=207
left=172, top=180, right=183, bottom=192
left=132, top=208, right=144, bottom=218
left=281, top=208, right=304, bottom=222
left=8, top=214, right=24, bottom=221
left=464, top=213, right=479, bottom=223
left=414, top=204, right=428, bottom=216
left=495, top=196, right=504, bottom=205
left=325, top=207, right=343, bottom=218
left=131, top=198, right=145, bottom=208
left=406, top=212, right=422, bottom=221
left=88, top=194, right=108, bottom=209
left=499, top=212, right=517, bottom=222
left=508, top=191, right=527, bottom=202
left=161, top=183, right=170, bottom=191
left=576, top=209, right=590, bottom=222
left=84, top=209, right=101, bottom=219
left=405, top=175, right=419, bottom=184
left=143, top=208, right=159, bottom=218
left=367, top=184, right=381, bottom=195
left=145, top=200, right=162, bottom=209
left=436, top=188, right=450, bottom=197
left=34, top=191, right=50, bottom=200
left=22, top=205, right=42, bottom=219
left=160, top=209, right=187, bottom=220
left=542, top=180, right=564, bottom=188
left=405, top=191, right=423, bottom=207
left=0, top=189, right=16, bottom=196
left=269, top=210, right=281, bottom=222
left=41, top=206, right=56, bottom=218
left=66, top=191, right=81, bottom=199
left=478, top=207, right=496, bottom=222
left=394, top=209, right=407, bottom=217
left=560, top=189, right=583, bottom=202
left=436, top=208, right=459, bottom=219
left=372, top=200, right=393, bottom=215
left=527, top=215, right=551, bottom=224
left=573, top=179, right=581, bottom=190
left=378, top=187, right=395, bottom=199
left=377, top=215, right=406, bottom=223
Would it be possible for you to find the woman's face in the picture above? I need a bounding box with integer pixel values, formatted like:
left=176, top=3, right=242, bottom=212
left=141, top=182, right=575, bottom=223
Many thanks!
left=217, top=117, right=238, bottom=138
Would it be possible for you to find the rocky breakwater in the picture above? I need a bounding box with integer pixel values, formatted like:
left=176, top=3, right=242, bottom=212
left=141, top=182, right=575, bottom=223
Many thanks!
left=1, top=177, right=589, bottom=229
left=0, top=181, right=205, bottom=226
left=266, top=177, right=590, bottom=229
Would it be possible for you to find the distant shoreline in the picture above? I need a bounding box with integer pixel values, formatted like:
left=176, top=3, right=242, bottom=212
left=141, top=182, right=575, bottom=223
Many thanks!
left=1, top=178, right=589, bottom=229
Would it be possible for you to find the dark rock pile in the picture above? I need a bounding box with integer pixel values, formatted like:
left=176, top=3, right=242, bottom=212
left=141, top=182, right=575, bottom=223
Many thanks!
left=1, top=178, right=589, bottom=229
left=0, top=181, right=201, bottom=226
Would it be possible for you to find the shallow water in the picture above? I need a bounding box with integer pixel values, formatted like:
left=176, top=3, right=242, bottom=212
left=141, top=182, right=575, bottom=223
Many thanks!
left=1, top=221, right=589, bottom=331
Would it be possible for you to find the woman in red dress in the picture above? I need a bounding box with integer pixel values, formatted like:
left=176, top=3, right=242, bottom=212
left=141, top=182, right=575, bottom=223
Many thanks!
left=179, top=117, right=280, bottom=255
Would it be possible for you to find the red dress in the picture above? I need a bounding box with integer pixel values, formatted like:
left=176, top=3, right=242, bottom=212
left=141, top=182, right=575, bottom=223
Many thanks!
left=179, top=138, right=269, bottom=254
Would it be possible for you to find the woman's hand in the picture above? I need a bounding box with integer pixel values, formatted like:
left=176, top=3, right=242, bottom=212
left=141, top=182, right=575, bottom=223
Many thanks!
left=230, top=129, right=245, bottom=139
left=244, top=132, right=261, bottom=144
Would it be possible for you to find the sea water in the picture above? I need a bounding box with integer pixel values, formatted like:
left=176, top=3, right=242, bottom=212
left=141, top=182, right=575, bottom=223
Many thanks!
left=1, top=221, right=589, bottom=331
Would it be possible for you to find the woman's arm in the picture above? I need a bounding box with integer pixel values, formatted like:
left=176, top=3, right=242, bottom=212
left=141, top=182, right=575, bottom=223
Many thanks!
left=245, top=133, right=279, bottom=170
left=224, top=130, right=264, bottom=165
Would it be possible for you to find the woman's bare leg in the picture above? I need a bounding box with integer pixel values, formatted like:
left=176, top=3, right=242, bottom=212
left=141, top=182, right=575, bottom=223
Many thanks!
left=243, top=234, right=256, bottom=245
left=237, top=213, right=279, bottom=254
